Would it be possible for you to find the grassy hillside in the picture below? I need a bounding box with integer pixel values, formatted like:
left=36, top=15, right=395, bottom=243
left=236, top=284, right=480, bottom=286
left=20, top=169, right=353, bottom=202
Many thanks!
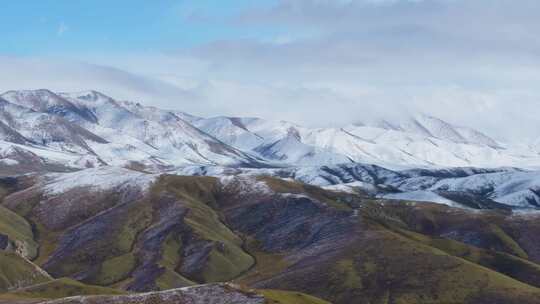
left=236, top=219, right=540, bottom=303
left=2, top=173, right=540, bottom=303
left=0, top=205, right=38, bottom=259
left=1, top=175, right=254, bottom=292
left=1, top=283, right=329, bottom=304
left=260, top=289, right=332, bottom=304
left=0, top=251, right=50, bottom=292
left=4, top=278, right=125, bottom=300
left=227, top=178, right=540, bottom=304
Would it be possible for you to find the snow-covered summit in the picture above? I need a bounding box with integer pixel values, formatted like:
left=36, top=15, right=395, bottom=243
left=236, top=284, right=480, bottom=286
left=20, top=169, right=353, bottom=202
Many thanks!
left=194, top=113, right=530, bottom=169
left=0, top=89, right=265, bottom=170
left=362, top=114, right=501, bottom=148
left=42, top=166, right=158, bottom=195
left=0, top=88, right=539, bottom=171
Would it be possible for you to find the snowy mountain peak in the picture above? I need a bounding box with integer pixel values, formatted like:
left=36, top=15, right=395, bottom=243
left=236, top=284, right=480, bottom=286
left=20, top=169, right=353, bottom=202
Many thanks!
left=412, top=114, right=502, bottom=148
left=0, top=89, right=268, bottom=170
left=361, top=114, right=501, bottom=148
left=2, top=89, right=100, bottom=124
left=0, top=88, right=535, bottom=171
left=2, top=89, right=71, bottom=111
left=60, top=90, right=114, bottom=103
left=411, top=114, right=467, bottom=143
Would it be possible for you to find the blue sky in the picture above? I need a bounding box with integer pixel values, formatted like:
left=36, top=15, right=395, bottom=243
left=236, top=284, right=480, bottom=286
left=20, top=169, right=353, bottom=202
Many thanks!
left=0, top=0, right=539, bottom=140
left=0, top=0, right=279, bottom=55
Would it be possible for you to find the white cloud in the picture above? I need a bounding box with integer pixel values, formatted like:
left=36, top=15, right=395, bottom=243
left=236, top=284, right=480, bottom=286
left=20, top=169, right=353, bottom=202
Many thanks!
left=2, top=0, right=540, bottom=142
left=177, top=0, right=540, bottom=141
left=0, top=56, right=200, bottom=110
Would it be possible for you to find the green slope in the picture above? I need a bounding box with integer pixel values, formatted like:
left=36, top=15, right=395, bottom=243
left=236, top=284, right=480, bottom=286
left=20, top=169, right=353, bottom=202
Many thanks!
left=4, top=278, right=125, bottom=300
left=2, top=174, right=540, bottom=303
left=0, top=251, right=50, bottom=292
left=260, top=289, right=332, bottom=304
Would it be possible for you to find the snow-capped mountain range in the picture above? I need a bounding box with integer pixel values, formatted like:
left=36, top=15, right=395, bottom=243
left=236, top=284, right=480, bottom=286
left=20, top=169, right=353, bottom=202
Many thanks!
left=3, top=89, right=540, bottom=210
left=1, top=89, right=538, bottom=172
left=0, top=89, right=262, bottom=171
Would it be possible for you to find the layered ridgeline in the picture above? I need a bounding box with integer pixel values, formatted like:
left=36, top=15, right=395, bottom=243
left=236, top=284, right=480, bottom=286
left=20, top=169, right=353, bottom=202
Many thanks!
left=0, top=90, right=263, bottom=174
left=2, top=90, right=540, bottom=303
left=0, top=168, right=540, bottom=303
left=1, top=89, right=540, bottom=173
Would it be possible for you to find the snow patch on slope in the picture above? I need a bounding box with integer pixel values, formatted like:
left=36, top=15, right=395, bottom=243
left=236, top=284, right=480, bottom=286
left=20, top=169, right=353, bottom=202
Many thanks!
left=382, top=191, right=461, bottom=208
left=218, top=175, right=273, bottom=195
left=42, top=167, right=158, bottom=195
left=428, top=171, right=540, bottom=207
left=323, top=181, right=376, bottom=194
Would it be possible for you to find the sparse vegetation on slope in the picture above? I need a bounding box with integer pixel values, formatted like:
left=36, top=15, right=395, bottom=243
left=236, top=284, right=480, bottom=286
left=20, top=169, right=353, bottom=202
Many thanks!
left=5, top=278, right=125, bottom=300
left=2, top=171, right=540, bottom=303
left=260, top=289, right=332, bottom=304
left=0, top=251, right=50, bottom=292
left=0, top=205, right=38, bottom=258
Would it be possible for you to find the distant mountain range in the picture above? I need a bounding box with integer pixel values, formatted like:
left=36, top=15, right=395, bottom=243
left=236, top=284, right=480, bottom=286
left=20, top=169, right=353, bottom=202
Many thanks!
left=3, top=89, right=540, bottom=211
left=1, top=89, right=540, bottom=174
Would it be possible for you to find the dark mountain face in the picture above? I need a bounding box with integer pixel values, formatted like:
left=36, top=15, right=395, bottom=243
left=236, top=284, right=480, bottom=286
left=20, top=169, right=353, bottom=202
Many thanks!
left=1, top=169, right=540, bottom=303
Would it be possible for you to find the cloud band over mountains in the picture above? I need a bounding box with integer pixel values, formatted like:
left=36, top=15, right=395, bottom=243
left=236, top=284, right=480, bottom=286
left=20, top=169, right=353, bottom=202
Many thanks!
left=1, top=0, right=539, bottom=141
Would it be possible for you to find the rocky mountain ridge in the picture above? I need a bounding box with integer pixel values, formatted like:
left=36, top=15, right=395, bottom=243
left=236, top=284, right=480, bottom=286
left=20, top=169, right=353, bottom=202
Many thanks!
left=2, top=89, right=540, bottom=172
